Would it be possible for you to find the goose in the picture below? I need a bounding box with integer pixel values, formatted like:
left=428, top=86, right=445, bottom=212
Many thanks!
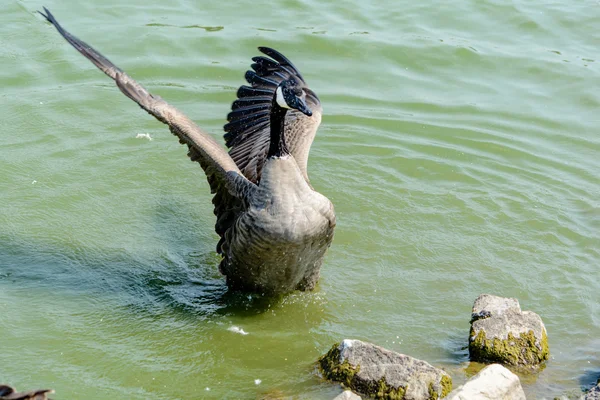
left=38, top=8, right=336, bottom=295
left=0, top=384, right=53, bottom=400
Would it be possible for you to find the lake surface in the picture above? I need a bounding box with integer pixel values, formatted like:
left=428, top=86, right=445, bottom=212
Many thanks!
left=1, top=0, right=599, bottom=398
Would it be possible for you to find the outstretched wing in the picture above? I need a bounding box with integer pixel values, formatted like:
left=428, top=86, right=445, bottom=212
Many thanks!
left=224, top=47, right=322, bottom=184
left=38, top=8, right=256, bottom=245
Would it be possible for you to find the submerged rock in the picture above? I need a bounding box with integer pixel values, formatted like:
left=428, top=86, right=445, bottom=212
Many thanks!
left=443, top=364, right=525, bottom=400
left=0, top=385, right=53, bottom=400
left=333, top=390, right=362, bottom=400
left=468, top=294, right=549, bottom=368
left=318, top=339, right=452, bottom=399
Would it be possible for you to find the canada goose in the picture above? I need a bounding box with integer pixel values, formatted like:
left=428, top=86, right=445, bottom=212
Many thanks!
left=39, top=8, right=336, bottom=295
left=0, top=384, right=53, bottom=400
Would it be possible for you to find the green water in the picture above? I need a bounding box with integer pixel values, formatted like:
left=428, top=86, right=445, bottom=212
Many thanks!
left=1, top=0, right=599, bottom=398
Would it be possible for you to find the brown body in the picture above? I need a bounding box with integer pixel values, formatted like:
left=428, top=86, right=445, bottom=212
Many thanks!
left=222, top=156, right=335, bottom=293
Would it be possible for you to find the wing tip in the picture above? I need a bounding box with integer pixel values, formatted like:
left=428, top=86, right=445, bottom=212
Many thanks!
left=38, top=7, right=55, bottom=25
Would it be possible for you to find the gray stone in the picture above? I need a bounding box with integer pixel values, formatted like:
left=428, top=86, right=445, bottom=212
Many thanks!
left=471, top=295, right=521, bottom=322
left=469, top=294, right=549, bottom=367
left=319, top=339, right=452, bottom=399
left=443, top=364, right=525, bottom=400
left=583, top=384, right=600, bottom=400
left=333, top=390, right=362, bottom=400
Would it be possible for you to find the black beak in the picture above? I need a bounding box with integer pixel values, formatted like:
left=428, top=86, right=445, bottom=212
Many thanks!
left=296, top=97, right=313, bottom=117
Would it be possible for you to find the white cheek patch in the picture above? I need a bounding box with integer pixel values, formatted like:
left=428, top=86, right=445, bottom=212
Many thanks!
left=275, top=86, right=291, bottom=109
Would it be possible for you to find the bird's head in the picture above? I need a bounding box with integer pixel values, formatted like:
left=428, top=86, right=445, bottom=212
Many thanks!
left=274, top=79, right=312, bottom=117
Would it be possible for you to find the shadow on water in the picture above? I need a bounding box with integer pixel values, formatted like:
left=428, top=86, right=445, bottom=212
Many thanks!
left=144, top=249, right=289, bottom=318
left=434, top=325, right=470, bottom=372
left=146, top=193, right=292, bottom=317
left=579, top=367, right=600, bottom=391
left=440, top=328, right=470, bottom=364
left=0, top=193, right=292, bottom=319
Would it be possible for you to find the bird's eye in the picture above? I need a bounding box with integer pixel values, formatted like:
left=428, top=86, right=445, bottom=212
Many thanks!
left=293, top=88, right=303, bottom=97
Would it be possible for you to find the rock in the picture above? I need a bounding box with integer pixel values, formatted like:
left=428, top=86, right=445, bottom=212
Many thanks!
left=333, top=390, right=362, bottom=400
left=443, top=364, right=525, bottom=400
left=0, top=384, right=54, bottom=400
left=318, top=339, right=452, bottom=399
left=469, top=294, right=549, bottom=368
left=583, top=383, right=600, bottom=400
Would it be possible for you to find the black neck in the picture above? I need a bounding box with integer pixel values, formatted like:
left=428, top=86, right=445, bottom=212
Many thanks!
left=267, top=101, right=289, bottom=158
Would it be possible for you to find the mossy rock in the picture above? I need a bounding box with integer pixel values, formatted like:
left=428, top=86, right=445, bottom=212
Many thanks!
left=319, top=342, right=360, bottom=388
left=318, top=339, right=452, bottom=399
left=469, top=294, right=549, bottom=368
left=469, top=327, right=549, bottom=367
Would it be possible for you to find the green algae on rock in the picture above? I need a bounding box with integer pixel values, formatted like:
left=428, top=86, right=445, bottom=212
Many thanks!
left=468, top=294, right=549, bottom=368
left=318, top=339, right=451, bottom=399
left=319, top=342, right=359, bottom=388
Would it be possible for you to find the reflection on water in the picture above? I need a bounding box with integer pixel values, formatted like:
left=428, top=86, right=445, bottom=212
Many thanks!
left=145, top=23, right=224, bottom=32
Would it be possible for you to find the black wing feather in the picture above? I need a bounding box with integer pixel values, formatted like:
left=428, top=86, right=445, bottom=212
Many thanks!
left=257, top=46, right=306, bottom=83
left=227, top=103, right=270, bottom=120
left=244, top=70, right=279, bottom=88
left=236, top=85, right=272, bottom=98
left=224, top=46, right=320, bottom=184
left=231, top=96, right=272, bottom=109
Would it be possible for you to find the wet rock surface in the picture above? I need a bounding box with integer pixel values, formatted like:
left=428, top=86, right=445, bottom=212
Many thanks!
left=469, top=294, right=549, bottom=368
left=443, top=364, right=525, bottom=400
left=333, top=390, right=362, bottom=400
left=583, top=382, right=600, bottom=400
left=319, top=339, right=452, bottom=399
